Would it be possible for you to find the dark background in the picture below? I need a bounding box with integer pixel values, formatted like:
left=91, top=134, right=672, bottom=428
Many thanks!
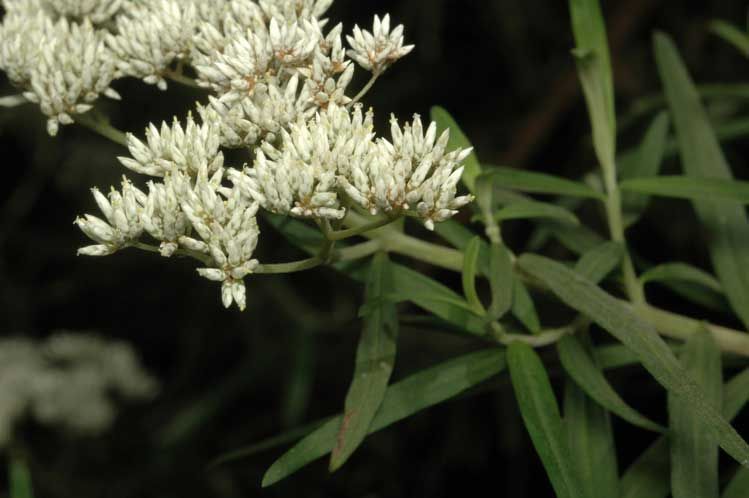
left=2, top=1, right=749, bottom=497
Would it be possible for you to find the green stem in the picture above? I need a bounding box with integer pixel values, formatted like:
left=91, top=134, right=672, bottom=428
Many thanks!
left=637, top=303, right=749, bottom=357
left=73, top=111, right=128, bottom=147
left=489, top=322, right=574, bottom=347
left=324, top=215, right=401, bottom=241
left=131, top=241, right=212, bottom=266
left=602, top=161, right=646, bottom=305
left=163, top=69, right=202, bottom=89
left=335, top=240, right=383, bottom=261
left=256, top=257, right=325, bottom=274
left=256, top=239, right=335, bottom=274
left=349, top=73, right=380, bottom=106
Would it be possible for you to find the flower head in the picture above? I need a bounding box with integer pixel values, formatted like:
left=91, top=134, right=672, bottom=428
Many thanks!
left=346, top=14, right=414, bottom=74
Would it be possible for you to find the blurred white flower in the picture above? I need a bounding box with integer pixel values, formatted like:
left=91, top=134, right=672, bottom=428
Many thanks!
left=42, top=0, right=124, bottom=24
left=0, top=332, right=157, bottom=447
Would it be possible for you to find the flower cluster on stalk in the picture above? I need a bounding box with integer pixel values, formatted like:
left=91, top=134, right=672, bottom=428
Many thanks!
left=0, top=0, right=475, bottom=310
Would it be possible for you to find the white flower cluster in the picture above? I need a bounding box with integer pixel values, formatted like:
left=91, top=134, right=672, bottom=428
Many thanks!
left=0, top=332, right=158, bottom=447
left=0, top=5, right=119, bottom=135
left=42, top=0, right=124, bottom=24
left=0, top=0, right=475, bottom=310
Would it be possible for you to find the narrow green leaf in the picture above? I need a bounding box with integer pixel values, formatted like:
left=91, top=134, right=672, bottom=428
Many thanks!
left=434, top=219, right=482, bottom=250
left=390, top=264, right=486, bottom=335
left=564, top=379, right=619, bottom=498
left=512, top=279, right=541, bottom=334
left=537, top=221, right=607, bottom=255
left=620, top=366, right=749, bottom=498
left=477, top=166, right=605, bottom=201
left=508, top=343, right=587, bottom=498
left=620, top=439, right=671, bottom=498
left=655, top=32, right=749, bottom=330
left=574, top=242, right=624, bottom=284
left=462, top=237, right=486, bottom=314
left=723, top=368, right=749, bottom=419
left=494, top=200, right=580, bottom=226
left=641, top=263, right=723, bottom=294
left=710, top=20, right=749, bottom=57
left=488, top=244, right=513, bottom=320
left=208, top=417, right=333, bottom=469
left=263, top=349, right=506, bottom=486
left=517, top=253, right=749, bottom=467
left=330, top=253, right=399, bottom=471
left=669, top=329, right=722, bottom=498
left=9, top=457, right=34, bottom=498
left=596, top=343, right=641, bottom=370
left=569, top=0, right=616, bottom=174
left=721, top=368, right=749, bottom=498
left=430, top=106, right=481, bottom=192
left=620, top=176, right=749, bottom=204
left=724, top=468, right=749, bottom=498
left=558, top=335, right=664, bottom=432
left=620, top=112, right=671, bottom=226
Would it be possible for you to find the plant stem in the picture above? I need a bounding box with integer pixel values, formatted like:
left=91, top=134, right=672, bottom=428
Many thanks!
left=255, top=257, right=325, bottom=274
left=324, top=215, right=401, bottom=241
left=602, top=160, right=646, bottom=305
left=335, top=240, right=383, bottom=261
left=131, top=241, right=213, bottom=265
left=73, top=111, right=128, bottom=147
left=489, top=322, right=574, bottom=347
left=637, top=303, right=749, bottom=357
left=349, top=73, right=380, bottom=106
left=164, top=69, right=202, bottom=89
left=256, top=239, right=335, bottom=274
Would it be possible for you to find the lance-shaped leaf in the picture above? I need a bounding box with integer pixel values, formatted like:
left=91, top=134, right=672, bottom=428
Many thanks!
left=512, top=279, right=541, bottom=334
left=430, top=106, right=481, bottom=193
left=494, top=200, right=580, bottom=226
left=569, top=0, right=617, bottom=174
left=390, top=264, right=486, bottom=335
left=668, top=329, right=722, bottom=498
left=558, top=335, right=664, bottom=433
left=462, top=237, right=486, bottom=314
left=263, top=349, right=506, bottom=486
left=620, top=176, right=749, bottom=204
left=621, top=367, right=749, bottom=498
left=564, top=378, right=619, bottom=498
left=477, top=166, right=605, bottom=201
left=517, top=253, right=749, bottom=467
left=9, top=456, right=34, bottom=498
left=508, top=343, right=588, bottom=498
left=640, top=263, right=723, bottom=294
left=488, top=243, right=513, bottom=320
left=655, top=32, right=749, bottom=330
left=574, top=242, right=624, bottom=283
left=619, top=112, right=671, bottom=226
left=710, top=20, right=749, bottom=57
left=330, top=253, right=399, bottom=471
